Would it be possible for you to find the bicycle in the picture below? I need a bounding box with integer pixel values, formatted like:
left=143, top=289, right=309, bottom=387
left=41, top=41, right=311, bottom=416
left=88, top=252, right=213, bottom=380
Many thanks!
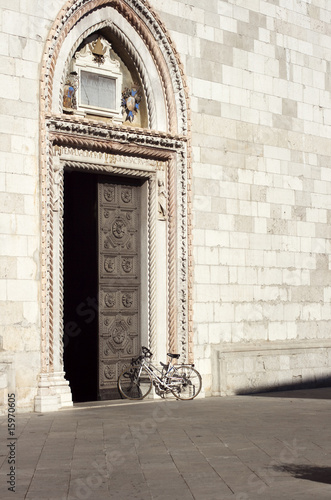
left=117, top=346, right=202, bottom=400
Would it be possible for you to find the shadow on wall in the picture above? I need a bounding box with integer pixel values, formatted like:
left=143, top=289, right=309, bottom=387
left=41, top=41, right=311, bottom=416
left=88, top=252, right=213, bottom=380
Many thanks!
left=236, top=375, right=331, bottom=399
left=274, top=464, right=331, bottom=484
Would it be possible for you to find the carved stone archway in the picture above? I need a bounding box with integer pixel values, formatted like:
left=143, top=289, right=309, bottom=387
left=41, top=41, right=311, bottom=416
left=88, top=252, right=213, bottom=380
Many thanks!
left=35, top=0, right=192, bottom=411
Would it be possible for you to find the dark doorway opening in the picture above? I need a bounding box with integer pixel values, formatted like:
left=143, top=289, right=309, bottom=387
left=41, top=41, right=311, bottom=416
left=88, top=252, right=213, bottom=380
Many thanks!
left=63, top=170, right=98, bottom=402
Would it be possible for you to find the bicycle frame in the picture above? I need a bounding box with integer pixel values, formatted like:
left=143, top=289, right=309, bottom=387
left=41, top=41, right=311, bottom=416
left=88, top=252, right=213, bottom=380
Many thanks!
left=138, top=357, right=177, bottom=392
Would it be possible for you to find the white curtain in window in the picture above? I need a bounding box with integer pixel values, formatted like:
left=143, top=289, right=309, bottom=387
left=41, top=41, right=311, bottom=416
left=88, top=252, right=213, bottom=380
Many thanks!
left=81, top=71, right=116, bottom=110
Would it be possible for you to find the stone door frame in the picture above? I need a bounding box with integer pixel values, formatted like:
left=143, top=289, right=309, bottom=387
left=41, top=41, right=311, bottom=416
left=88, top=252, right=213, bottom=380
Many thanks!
left=35, top=117, right=191, bottom=411
left=59, top=145, right=167, bottom=400
left=36, top=0, right=192, bottom=411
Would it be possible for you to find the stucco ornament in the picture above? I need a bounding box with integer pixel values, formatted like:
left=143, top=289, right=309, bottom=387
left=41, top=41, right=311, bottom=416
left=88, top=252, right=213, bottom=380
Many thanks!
left=122, top=85, right=142, bottom=122
left=63, top=72, right=78, bottom=112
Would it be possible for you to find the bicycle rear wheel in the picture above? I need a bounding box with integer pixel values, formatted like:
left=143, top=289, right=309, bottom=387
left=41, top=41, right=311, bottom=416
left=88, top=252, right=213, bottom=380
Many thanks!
left=118, top=366, right=152, bottom=400
left=170, top=365, right=202, bottom=400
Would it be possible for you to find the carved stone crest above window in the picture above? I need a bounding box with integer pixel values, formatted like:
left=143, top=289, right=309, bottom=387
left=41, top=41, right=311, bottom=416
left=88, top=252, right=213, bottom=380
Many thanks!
left=64, top=36, right=123, bottom=124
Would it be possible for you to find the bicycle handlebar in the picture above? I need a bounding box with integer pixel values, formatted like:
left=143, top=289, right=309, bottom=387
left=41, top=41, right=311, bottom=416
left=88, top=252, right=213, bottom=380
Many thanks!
left=142, top=346, right=153, bottom=358
left=131, top=347, right=153, bottom=365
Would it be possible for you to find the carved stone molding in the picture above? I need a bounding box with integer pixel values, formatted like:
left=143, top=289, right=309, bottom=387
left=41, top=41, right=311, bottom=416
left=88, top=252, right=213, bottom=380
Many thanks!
left=41, top=0, right=190, bottom=135
left=48, top=115, right=186, bottom=148
left=47, top=119, right=190, bottom=359
left=54, top=151, right=160, bottom=373
left=54, top=149, right=166, bottom=174
left=60, top=20, right=158, bottom=129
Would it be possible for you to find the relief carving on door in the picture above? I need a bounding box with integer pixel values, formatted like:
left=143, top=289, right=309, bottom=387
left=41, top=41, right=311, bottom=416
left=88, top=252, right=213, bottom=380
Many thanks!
left=98, top=180, right=140, bottom=398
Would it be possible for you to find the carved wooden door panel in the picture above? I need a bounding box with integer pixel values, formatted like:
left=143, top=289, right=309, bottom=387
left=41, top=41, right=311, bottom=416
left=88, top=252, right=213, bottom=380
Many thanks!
left=98, top=178, right=140, bottom=399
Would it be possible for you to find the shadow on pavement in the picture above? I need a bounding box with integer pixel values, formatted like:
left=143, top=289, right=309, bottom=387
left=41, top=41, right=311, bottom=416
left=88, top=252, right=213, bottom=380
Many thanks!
left=274, top=465, right=331, bottom=485
left=236, top=376, right=331, bottom=399
left=250, top=387, right=331, bottom=399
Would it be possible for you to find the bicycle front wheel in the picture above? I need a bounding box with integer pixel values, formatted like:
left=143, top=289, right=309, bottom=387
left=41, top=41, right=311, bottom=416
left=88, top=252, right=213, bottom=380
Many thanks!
left=170, top=365, right=202, bottom=400
left=118, top=366, right=153, bottom=400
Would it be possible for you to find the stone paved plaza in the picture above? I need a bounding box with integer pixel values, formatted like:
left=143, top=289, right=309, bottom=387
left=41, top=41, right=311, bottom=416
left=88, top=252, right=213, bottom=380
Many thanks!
left=1, top=390, right=331, bottom=499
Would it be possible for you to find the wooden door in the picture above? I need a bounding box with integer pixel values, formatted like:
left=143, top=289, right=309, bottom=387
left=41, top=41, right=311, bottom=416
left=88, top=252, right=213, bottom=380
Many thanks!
left=98, top=178, right=140, bottom=399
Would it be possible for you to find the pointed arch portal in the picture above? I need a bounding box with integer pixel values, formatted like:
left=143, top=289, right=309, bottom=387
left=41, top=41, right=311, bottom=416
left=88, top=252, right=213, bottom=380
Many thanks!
left=35, top=0, right=192, bottom=410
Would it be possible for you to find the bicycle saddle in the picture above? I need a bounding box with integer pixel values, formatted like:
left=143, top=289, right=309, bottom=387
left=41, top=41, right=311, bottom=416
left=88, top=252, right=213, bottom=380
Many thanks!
left=167, top=353, right=180, bottom=359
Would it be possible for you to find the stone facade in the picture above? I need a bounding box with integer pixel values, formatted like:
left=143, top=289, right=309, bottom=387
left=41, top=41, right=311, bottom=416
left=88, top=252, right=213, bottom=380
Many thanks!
left=1, top=0, right=331, bottom=412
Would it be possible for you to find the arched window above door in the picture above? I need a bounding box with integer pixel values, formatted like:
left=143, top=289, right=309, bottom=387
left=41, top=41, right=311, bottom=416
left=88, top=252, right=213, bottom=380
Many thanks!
left=62, top=33, right=148, bottom=128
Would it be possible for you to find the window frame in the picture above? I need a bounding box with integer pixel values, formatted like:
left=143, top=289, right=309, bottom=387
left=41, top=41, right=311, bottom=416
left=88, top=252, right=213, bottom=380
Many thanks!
left=73, top=38, right=123, bottom=123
